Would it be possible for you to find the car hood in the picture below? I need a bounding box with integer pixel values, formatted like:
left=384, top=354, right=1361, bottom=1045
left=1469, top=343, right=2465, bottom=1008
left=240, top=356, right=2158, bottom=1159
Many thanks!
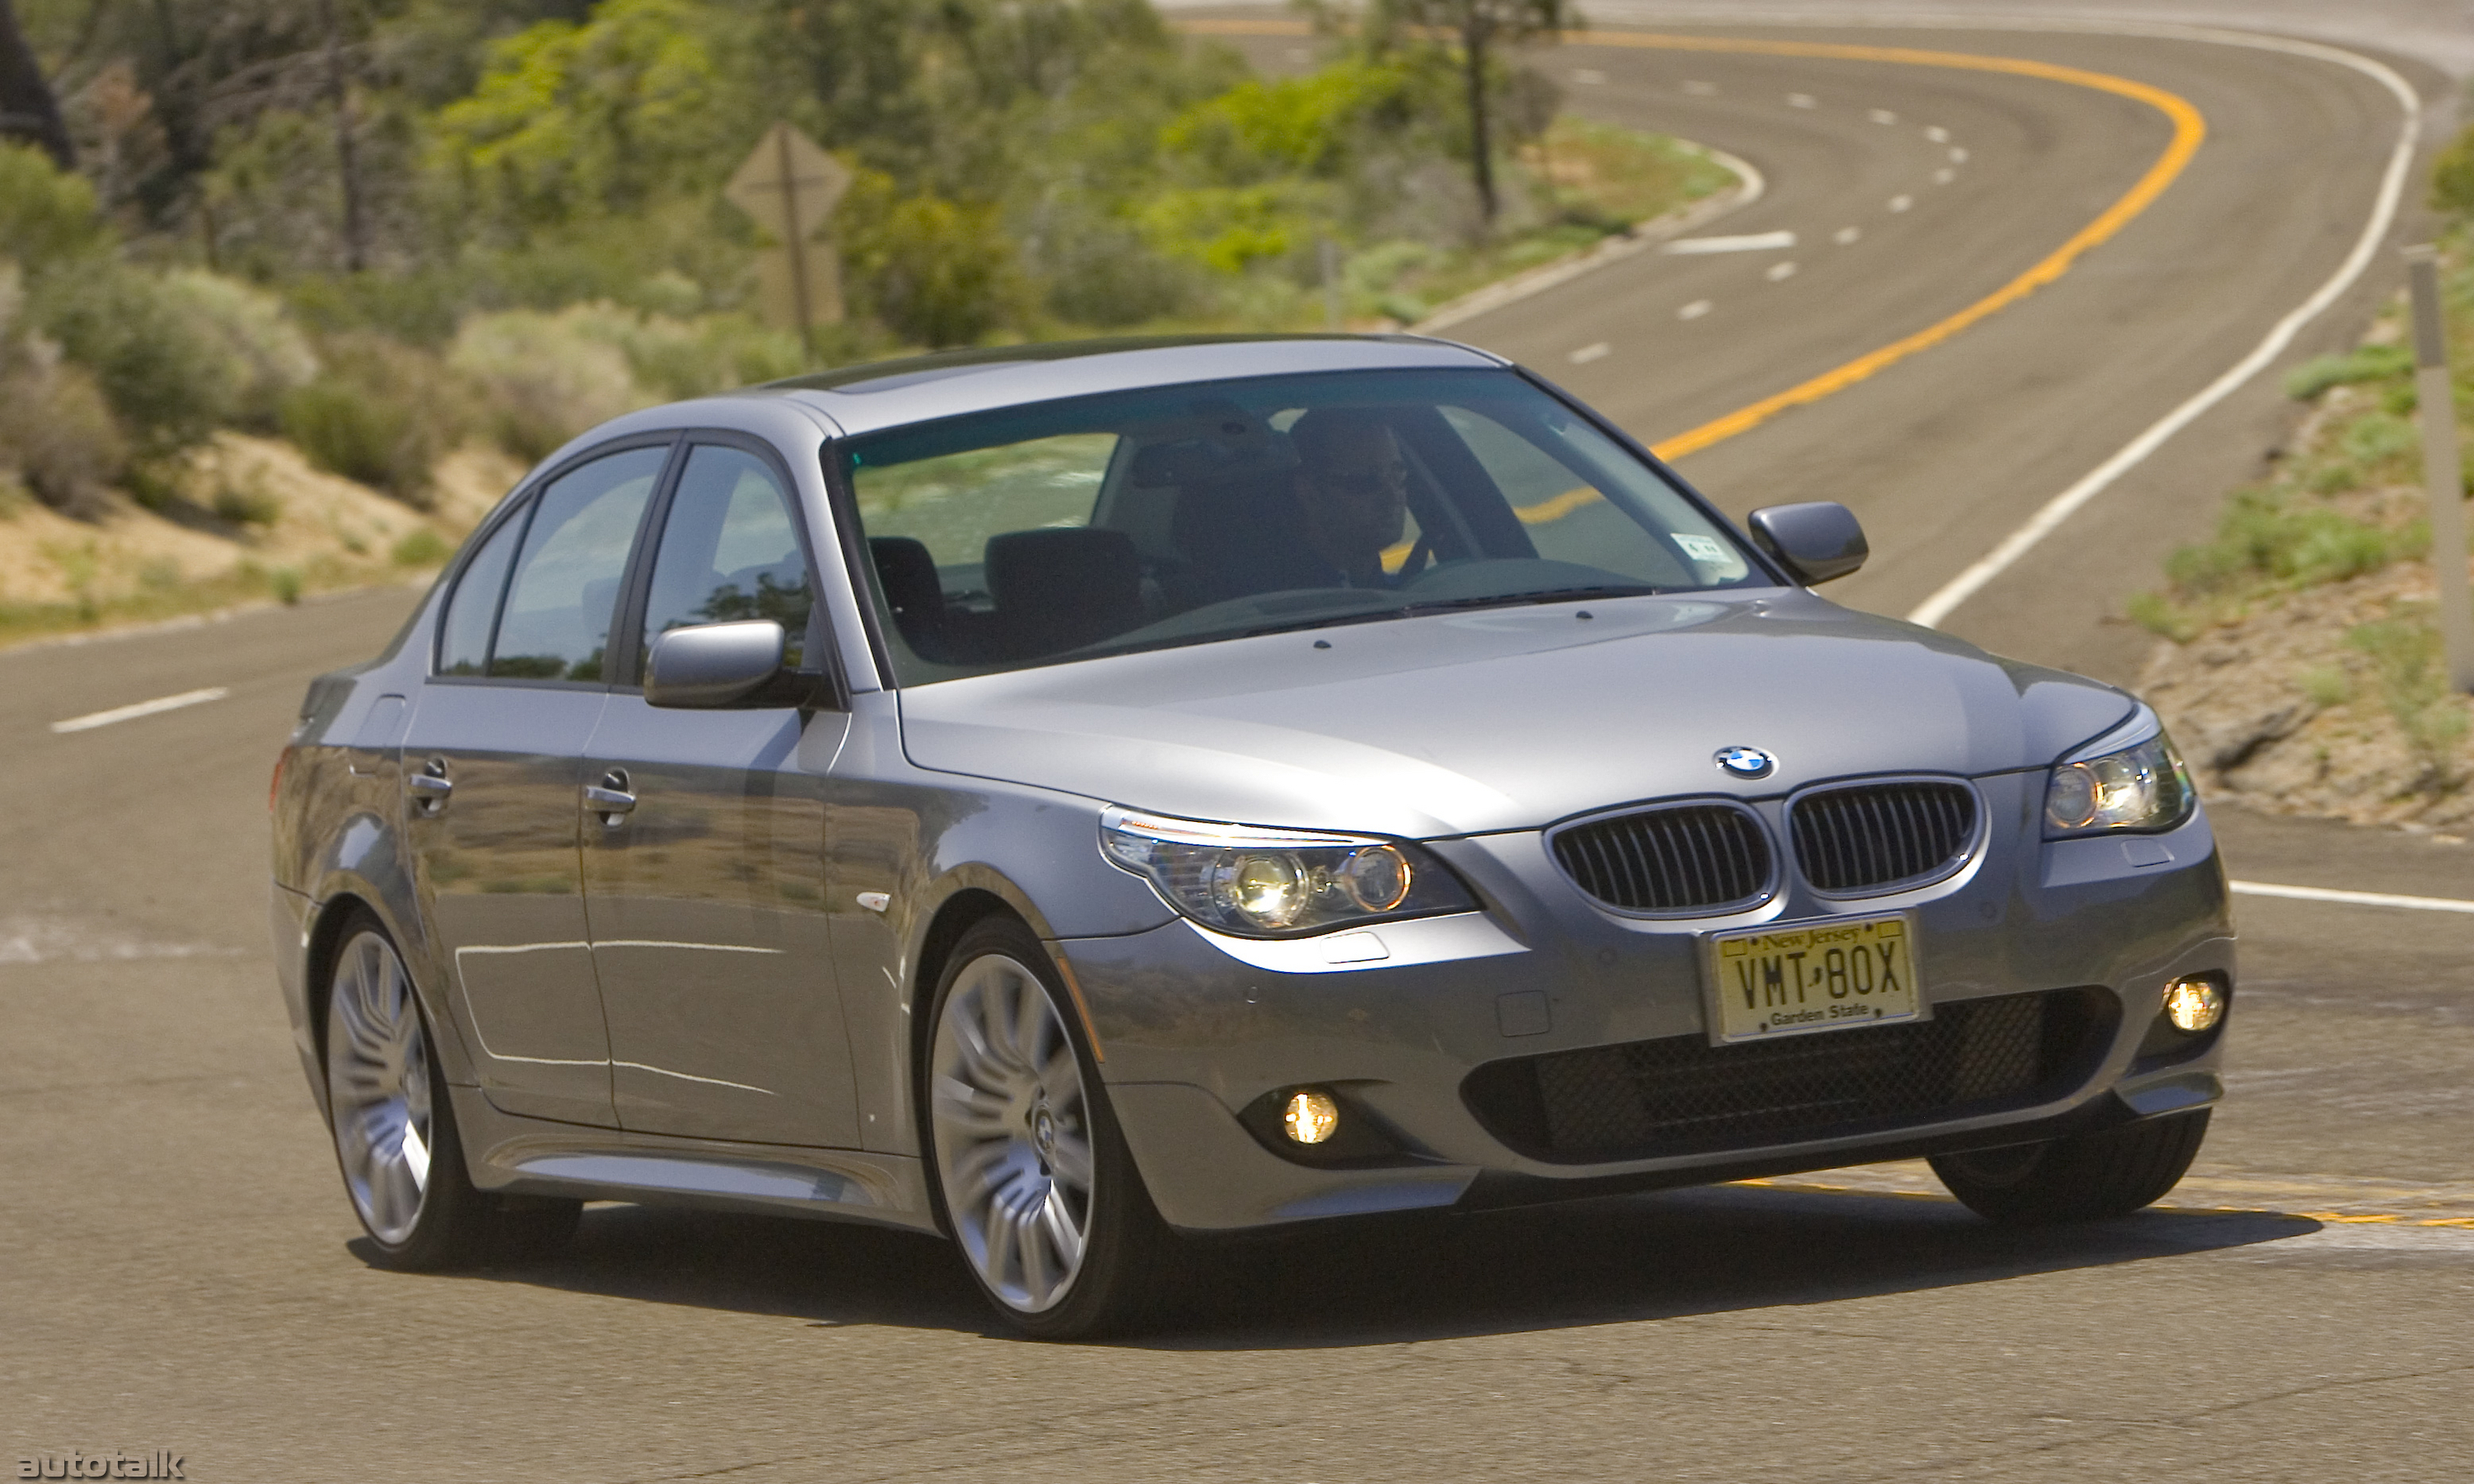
left=895, top=590, right=2133, bottom=838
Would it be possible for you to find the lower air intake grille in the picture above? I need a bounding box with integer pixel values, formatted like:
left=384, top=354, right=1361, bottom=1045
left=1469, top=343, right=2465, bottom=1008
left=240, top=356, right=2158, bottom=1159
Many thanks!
left=1462, top=988, right=2115, bottom=1164
left=1550, top=803, right=1771, bottom=913
left=1790, top=780, right=1978, bottom=893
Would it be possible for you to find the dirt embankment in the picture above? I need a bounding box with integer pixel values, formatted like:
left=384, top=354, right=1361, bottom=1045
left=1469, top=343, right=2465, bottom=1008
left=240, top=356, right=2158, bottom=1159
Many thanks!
left=0, top=437, right=519, bottom=642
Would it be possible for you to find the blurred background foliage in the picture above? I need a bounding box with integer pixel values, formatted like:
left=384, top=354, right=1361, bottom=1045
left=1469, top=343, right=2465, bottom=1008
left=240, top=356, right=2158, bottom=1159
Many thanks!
left=0, top=0, right=1736, bottom=524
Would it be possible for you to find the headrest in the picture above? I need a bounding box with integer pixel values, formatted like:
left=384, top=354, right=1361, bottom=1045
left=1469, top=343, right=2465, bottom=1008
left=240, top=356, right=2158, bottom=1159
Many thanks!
left=1124, top=399, right=1294, bottom=487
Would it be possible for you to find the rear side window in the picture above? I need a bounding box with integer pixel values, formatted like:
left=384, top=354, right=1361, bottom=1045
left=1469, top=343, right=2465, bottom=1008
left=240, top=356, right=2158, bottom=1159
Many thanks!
left=436, top=510, right=526, bottom=677
left=490, top=447, right=667, bottom=682
left=640, top=445, right=814, bottom=672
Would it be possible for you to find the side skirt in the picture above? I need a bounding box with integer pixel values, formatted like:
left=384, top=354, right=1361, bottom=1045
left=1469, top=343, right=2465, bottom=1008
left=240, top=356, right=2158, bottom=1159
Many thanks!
left=451, top=1087, right=940, bottom=1235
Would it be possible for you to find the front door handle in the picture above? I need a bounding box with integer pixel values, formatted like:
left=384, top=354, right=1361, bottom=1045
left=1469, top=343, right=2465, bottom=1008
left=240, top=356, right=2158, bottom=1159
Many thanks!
left=407, top=758, right=452, bottom=814
left=584, top=769, right=635, bottom=826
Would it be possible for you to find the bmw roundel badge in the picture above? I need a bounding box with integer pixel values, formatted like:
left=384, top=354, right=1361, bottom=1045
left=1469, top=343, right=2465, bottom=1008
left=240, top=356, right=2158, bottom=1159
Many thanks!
left=1714, top=746, right=1776, bottom=780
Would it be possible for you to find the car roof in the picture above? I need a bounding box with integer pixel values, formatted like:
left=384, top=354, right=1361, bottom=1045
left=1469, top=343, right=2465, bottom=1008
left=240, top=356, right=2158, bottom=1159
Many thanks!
left=751, top=333, right=1510, bottom=438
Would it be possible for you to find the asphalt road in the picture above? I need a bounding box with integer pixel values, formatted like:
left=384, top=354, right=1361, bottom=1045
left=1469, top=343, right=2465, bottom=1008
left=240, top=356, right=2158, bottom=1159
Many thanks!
left=9, top=10, right=2474, bottom=1482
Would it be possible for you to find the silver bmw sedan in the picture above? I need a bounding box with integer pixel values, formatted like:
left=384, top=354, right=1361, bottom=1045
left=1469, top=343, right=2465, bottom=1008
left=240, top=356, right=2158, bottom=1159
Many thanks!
left=270, top=335, right=2232, bottom=1338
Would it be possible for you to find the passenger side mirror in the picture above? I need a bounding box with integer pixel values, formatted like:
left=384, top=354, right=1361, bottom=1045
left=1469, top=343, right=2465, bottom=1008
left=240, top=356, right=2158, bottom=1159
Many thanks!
left=1747, top=502, right=1869, bottom=585
left=645, top=620, right=787, bottom=708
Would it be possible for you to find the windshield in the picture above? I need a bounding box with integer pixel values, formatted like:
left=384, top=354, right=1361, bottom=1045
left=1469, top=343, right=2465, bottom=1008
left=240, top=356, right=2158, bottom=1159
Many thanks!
left=838, top=368, right=1768, bottom=683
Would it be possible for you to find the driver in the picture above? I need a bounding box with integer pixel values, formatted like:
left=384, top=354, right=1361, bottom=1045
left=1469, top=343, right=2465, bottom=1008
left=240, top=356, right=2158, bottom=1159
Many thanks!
left=1288, top=409, right=1409, bottom=588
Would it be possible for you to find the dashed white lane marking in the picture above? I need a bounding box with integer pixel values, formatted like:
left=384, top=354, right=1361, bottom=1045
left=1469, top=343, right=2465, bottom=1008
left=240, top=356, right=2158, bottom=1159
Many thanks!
left=1834, top=226, right=1862, bottom=245
left=1950, top=145, right=1970, bottom=162
left=49, top=687, right=229, bottom=734
left=1569, top=341, right=1612, bottom=364
left=1678, top=299, right=1714, bottom=321
left=1683, top=79, right=1718, bottom=95
left=1925, top=124, right=1951, bottom=142
left=1571, top=68, right=1606, bottom=84
left=1869, top=108, right=1898, bottom=124
left=1888, top=194, right=1914, bottom=212
left=1787, top=92, right=1818, bottom=108
left=1666, top=229, right=1797, bottom=254
left=1933, top=167, right=1957, bottom=184
left=1766, top=261, right=1799, bottom=281
left=2230, top=881, right=2474, bottom=915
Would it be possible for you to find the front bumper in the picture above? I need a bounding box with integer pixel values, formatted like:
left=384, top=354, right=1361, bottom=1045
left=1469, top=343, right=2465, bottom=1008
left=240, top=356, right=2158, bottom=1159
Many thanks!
left=1061, top=787, right=2233, bottom=1233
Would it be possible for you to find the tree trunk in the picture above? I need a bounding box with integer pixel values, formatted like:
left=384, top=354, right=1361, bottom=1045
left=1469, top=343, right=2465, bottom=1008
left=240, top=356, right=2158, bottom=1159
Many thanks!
left=1460, top=16, right=1496, bottom=223
left=317, top=0, right=367, bottom=272
left=0, top=0, right=75, bottom=169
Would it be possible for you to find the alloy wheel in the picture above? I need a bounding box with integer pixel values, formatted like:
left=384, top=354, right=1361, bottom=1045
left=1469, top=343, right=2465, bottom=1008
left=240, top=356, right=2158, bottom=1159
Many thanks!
left=325, top=928, right=435, bottom=1247
left=929, top=952, right=1096, bottom=1314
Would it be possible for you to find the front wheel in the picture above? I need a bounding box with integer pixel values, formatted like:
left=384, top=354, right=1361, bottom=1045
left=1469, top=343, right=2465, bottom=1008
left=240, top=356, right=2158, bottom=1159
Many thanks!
left=923, top=918, right=1182, bottom=1339
left=1929, top=1110, right=2211, bottom=1224
left=323, top=912, right=578, bottom=1270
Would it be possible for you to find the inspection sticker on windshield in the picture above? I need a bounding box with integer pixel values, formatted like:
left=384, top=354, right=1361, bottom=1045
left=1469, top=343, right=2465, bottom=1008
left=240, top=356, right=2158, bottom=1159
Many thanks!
left=1702, top=914, right=1922, bottom=1044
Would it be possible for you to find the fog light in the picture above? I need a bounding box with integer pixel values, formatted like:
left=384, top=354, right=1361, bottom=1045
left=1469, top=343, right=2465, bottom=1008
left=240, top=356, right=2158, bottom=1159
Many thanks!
left=1282, top=1089, right=1341, bottom=1145
left=2162, top=977, right=2225, bottom=1033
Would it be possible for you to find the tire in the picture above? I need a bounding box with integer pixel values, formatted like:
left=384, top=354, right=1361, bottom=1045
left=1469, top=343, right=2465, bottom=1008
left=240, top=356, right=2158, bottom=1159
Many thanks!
left=1929, top=1110, right=2212, bottom=1225
left=921, top=917, right=1183, bottom=1340
left=322, top=910, right=580, bottom=1270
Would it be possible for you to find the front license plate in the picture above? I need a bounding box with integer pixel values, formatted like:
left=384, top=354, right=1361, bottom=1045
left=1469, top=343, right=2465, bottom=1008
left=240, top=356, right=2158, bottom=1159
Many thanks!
left=1703, top=914, right=1923, bottom=1045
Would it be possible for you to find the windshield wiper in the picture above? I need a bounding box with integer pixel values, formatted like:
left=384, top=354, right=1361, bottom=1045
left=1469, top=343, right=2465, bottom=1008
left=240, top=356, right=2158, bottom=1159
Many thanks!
left=1392, top=584, right=1667, bottom=617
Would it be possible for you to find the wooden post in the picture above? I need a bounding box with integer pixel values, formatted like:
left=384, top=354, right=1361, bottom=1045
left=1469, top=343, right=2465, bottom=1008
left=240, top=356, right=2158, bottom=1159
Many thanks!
left=2406, top=245, right=2474, bottom=693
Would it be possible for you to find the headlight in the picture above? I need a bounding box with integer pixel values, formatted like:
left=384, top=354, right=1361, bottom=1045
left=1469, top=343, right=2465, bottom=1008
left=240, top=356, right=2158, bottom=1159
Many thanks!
left=1100, top=807, right=1475, bottom=937
left=2044, top=717, right=2194, bottom=838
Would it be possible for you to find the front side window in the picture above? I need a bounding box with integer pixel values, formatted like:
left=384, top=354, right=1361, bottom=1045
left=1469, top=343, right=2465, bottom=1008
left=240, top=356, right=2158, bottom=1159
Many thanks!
left=640, top=444, right=814, bottom=671
left=839, top=369, right=1766, bottom=684
left=489, top=446, right=667, bottom=682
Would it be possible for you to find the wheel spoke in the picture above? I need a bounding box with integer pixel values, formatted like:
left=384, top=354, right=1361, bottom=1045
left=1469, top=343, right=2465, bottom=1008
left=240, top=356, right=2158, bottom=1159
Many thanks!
left=1017, top=1201, right=1056, bottom=1305
left=1044, top=1129, right=1094, bottom=1193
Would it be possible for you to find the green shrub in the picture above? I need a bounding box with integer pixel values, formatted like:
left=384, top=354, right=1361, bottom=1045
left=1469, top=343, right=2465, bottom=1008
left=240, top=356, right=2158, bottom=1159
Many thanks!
left=159, top=270, right=319, bottom=431
left=34, top=266, right=241, bottom=458
left=2340, top=411, right=2420, bottom=467
left=270, top=566, right=304, bottom=605
left=448, top=305, right=647, bottom=460
left=0, top=362, right=129, bottom=510
left=0, top=144, right=108, bottom=272
left=2284, top=343, right=2411, bottom=400
left=2432, top=122, right=2474, bottom=219
left=282, top=333, right=471, bottom=502
left=2349, top=613, right=2472, bottom=791
left=390, top=528, right=452, bottom=567
left=211, top=480, right=283, bottom=528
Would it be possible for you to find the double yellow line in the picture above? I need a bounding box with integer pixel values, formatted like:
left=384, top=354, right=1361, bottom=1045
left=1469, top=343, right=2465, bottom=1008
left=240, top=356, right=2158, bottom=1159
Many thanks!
left=1176, top=21, right=2208, bottom=466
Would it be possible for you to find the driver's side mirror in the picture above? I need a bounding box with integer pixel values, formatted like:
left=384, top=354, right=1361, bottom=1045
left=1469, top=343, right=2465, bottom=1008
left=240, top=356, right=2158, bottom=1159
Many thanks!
left=1747, top=502, right=1868, bottom=585
left=645, top=620, right=787, bottom=708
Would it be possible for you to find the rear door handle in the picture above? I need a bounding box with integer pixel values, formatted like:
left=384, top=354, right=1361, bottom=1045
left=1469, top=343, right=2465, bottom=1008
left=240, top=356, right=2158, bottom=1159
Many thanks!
left=407, top=759, right=452, bottom=813
left=584, top=769, right=635, bottom=825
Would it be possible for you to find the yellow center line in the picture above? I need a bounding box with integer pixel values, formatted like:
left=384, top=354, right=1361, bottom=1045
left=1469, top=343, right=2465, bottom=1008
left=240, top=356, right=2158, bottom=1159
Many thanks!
left=1174, top=21, right=2209, bottom=466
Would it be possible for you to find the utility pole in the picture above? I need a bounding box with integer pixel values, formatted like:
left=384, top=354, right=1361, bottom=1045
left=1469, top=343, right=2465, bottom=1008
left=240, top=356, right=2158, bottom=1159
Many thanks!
left=315, top=0, right=366, bottom=272
left=2406, top=244, right=2474, bottom=693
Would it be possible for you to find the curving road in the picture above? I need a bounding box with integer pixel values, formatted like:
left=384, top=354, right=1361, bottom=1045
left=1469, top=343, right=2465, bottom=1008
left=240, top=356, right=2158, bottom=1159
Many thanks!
left=7, top=9, right=2474, bottom=1482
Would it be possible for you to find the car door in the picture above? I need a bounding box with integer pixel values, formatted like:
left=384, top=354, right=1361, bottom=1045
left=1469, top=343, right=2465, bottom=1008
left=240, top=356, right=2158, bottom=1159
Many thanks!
left=578, top=437, right=862, bottom=1147
left=401, top=439, right=673, bottom=1128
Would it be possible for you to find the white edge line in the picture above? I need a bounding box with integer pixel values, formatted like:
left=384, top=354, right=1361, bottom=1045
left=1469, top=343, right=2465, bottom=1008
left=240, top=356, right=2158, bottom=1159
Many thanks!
left=1413, top=146, right=1766, bottom=332
left=49, top=686, right=230, bottom=734
left=1897, top=26, right=2422, bottom=627
left=2229, top=880, right=2474, bottom=914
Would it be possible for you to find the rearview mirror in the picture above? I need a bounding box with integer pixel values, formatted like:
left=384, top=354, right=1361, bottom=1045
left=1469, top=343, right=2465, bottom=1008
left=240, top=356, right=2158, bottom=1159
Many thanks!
left=645, top=620, right=786, bottom=708
left=1747, top=502, right=1868, bottom=585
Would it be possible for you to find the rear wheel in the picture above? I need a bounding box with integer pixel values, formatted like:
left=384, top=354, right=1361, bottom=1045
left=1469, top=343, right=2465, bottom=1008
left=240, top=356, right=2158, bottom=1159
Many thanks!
left=323, top=912, right=578, bottom=1269
left=923, top=917, right=1181, bottom=1339
left=1929, top=1110, right=2211, bottom=1224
